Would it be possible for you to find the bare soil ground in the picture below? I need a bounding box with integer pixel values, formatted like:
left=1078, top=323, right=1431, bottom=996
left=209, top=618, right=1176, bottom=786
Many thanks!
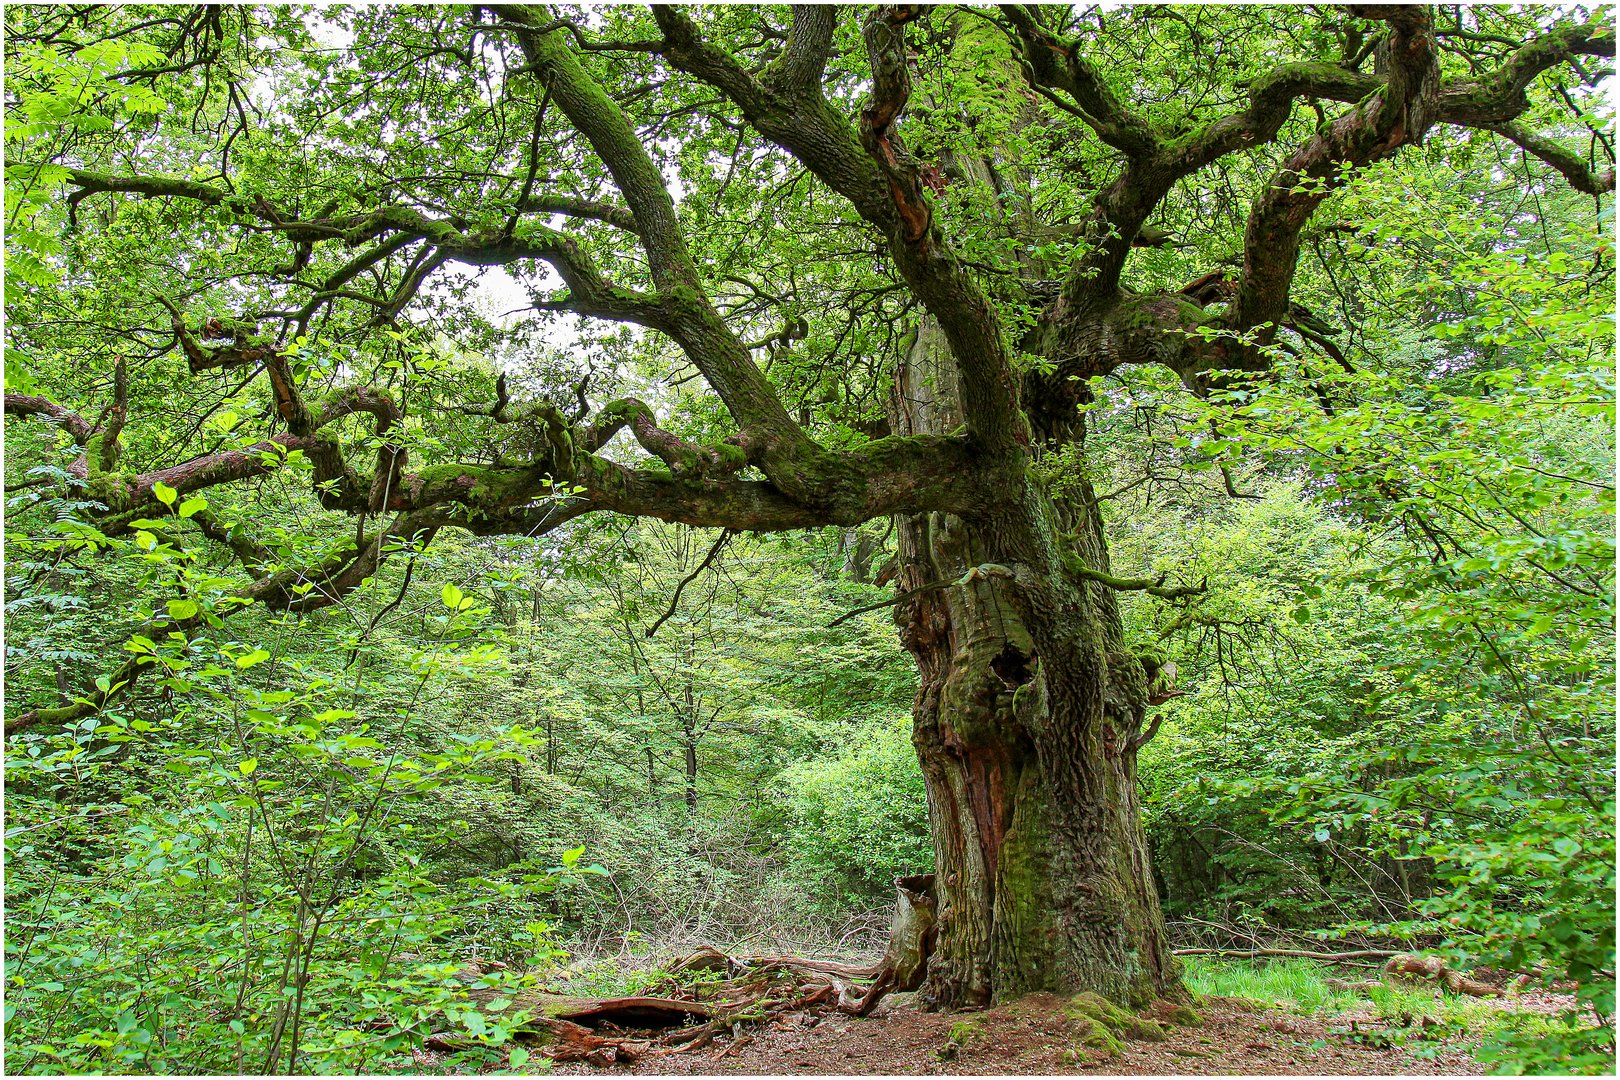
left=534, top=987, right=1585, bottom=1076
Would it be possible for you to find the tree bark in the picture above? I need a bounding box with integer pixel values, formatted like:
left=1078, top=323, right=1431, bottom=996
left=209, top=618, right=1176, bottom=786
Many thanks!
left=888, top=319, right=1179, bottom=1008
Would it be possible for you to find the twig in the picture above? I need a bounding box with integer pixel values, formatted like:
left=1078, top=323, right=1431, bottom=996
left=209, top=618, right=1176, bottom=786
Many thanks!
left=829, top=564, right=1015, bottom=627
left=647, top=529, right=731, bottom=637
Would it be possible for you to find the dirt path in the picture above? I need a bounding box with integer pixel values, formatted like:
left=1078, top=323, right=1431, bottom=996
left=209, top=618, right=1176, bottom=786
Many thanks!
left=548, top=994, right=1498, bottom=1076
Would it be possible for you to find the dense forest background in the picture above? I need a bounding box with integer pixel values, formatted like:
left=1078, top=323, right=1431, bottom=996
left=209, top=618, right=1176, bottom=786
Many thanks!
left=3, top=3, right=1615, bottom=1076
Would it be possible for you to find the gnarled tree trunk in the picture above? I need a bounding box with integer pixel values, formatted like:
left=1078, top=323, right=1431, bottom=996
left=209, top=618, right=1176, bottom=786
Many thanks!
left=888, top=320, right=1177, bottom=1008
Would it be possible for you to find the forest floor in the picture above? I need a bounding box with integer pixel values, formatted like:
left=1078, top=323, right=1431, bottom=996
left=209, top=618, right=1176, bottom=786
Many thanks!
left=529, top=984, right=1582, bottom=1076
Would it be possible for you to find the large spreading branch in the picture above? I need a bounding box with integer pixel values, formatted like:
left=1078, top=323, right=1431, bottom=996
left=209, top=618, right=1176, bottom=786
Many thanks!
left=1003, top=7, right=1611, bottom=326
left=1227, top=6, right=1441, bottom=346
left=9, top=5, right=1611, bottom=740
left=493, top=5, right=862, bottom=509
left=66, top=169, right=668, bottom=338
left=1220, top=12, right=1611, bottom=344
left=655, top=4, right=1029, bottom=454
left=5, top=364, right=995, bottom=735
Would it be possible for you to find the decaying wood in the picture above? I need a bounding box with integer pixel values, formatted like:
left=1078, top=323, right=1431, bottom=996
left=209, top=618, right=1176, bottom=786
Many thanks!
left=1171, top=948, right=1400, bottom=962
left=882, top=873, right=937, bottom=992
left=1383, top=953, right=1503, bottom=997
left=465, top=952, right=894, bottom=1063
left=428, top=877, right=936, bottom=1065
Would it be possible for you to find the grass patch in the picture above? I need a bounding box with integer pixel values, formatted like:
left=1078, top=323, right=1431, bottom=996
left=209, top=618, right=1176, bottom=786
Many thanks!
left=1184, top=957, right=1616, bottom=1073
left=1182, top=956, right=1363, bottom=1013
left=1182, top=956, right=1499, bottom=1026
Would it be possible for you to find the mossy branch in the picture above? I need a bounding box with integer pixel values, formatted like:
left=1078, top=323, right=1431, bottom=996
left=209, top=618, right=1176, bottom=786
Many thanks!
left=1065, top=554, right=1206, bottom=600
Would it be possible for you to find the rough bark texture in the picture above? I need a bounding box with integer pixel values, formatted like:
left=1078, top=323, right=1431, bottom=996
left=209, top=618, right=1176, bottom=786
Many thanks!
left=889, top=319, right=1177, bottom=1008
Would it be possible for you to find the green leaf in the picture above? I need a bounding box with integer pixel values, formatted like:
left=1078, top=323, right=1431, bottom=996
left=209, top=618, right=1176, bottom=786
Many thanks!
left=442, top=583, right=464, bottom=609
left=166, top=598, right=199, bottom=621
left=152, top=481, right=178, bottom=506
left=238, top=759, right=257, bottom=776
left=177, top=496, right=208, bottom=518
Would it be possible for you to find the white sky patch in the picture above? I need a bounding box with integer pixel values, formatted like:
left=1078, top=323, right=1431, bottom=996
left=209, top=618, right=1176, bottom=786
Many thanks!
left=472, top=266, right=546, bottom=330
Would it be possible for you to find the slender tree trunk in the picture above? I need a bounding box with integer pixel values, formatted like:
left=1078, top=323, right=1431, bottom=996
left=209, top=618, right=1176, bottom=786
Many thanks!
left=889, top=320, right=1179, bottom=1008
left=681, top=706, right=698, bottom=817
left=841, top=527, right=881, bottom=583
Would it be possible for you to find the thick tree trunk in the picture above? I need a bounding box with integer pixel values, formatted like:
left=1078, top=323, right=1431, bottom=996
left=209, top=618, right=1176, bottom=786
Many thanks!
left=888, top=320, right=1179, bottom=1008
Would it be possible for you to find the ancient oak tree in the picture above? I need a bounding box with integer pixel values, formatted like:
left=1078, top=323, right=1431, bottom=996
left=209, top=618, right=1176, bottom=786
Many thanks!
left=6, top=4, right=1612, bottom=1006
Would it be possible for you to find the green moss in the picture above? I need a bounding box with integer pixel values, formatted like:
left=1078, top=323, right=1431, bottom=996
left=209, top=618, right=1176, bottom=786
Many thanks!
left=1163, top=1004, right=1203, bottom=1027
left=1067, top=991, right=1166, bottom=1043
left=1077, top=1020, right=1124, bottom=1057
left=1011, top=679, right=1035, bottom=715
left=1134, top=647, right=1167, bottom=672
left=411, top=463, right=541, bottom=508
left=311, top=422, right=344, bottom=450
left=946, top=1019, right=984, bottom=1045
left=1067, top=991, right=1135, bottom=1028
left=897, top=327, right=919, bottom=358
left=996, top=821, right=1055, bottom=993
left=86, top=470, right=138, bottom=510
left=85, top=432, right=120, bottom=472
left=672, top=445, right=703, bottom=474
left=711, top=441, right=747, bottom=470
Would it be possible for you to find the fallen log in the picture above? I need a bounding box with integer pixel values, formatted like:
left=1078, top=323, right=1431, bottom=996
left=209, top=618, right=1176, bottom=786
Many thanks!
left=1172, top=948, right=1401, bottom=962
left=523, top=994, right=724, bottom=1027
left=1383, top=953, right=1502, bottom=997
left=421, top=875, right=941, bottom=1065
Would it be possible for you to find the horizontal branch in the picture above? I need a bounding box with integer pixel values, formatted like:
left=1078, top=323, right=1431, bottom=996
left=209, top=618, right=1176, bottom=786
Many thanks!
left=1486, top=122, right=1615, bottom=194
left=1067, top=558, right=1207, bottom=601
left=4, top=395, right=92, bottom=444
left=1171, top=948, right=1400, bottom=961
